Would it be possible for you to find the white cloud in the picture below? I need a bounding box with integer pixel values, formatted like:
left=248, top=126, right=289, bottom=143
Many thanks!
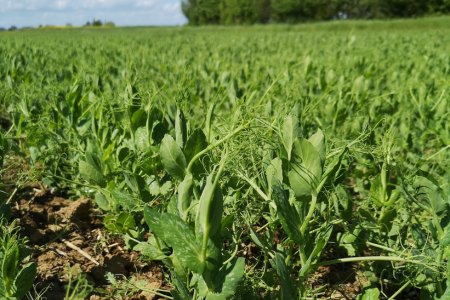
left=136, top=0, right=156, bottom=7
left=0, top=0, right=187, bottom=27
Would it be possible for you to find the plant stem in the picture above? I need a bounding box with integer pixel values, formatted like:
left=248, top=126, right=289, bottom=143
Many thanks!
left=237, top=172, right=277, bottom=209
left=366, top=241, right=398, bottom=254
left=300, top=195, right=317, bottom=234
left=5, top=187, right=18, bottom=204
left=192, top=288, right=198, bottom=300
left=313, top=256, right=438, bottom=272
left=186, top=122, right=250, bottom=174
left=387, top=281, right=410, bottom=300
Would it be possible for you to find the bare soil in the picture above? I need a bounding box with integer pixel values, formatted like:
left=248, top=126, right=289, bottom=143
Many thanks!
left=11, top=184, right=166, bottom=300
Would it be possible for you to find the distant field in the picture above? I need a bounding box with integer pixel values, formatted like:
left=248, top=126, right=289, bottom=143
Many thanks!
left=1, top=16, right=450, bottom=299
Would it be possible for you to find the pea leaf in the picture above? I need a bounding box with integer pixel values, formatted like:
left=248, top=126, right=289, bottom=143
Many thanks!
left=282, top=113, right=300, bottom=161
left=266, top=157, right=283, bottom=195
left=272, top=178, right=302, bottom=245
left=411, top=223, right=427, bottom=249
left=308, top=128, right=326, bottom=167
left=162, top=213, right=205, bottom=274
left=110, top=189, right=136, bottom=210
left=271, top=253, right=295, bottom=300
left=11, top=262, right=37, bottom=300
left=79, top=160, right=106, bottom=188
left=178, top=173, right=194, bottom=220
left=288, top=138, right=322, bottom=201
left=379, top=209, right=396, bottom=233
left=144, top=206, right=165, bottom=240
left=116, top=212, right=135, bottom=231
left=131, top=109, right=147, bottom=133
left=358, top=285, right=380, bottom=300
left=133, top=242, right=167, bottom=260
left=135, top=126, right=150, bottom=152
left=184, top=128, right=208, bottom=178
left=160, top=134, right=186, bottom=181
left=197, top=258, right=245, bottom=300
left=370, top=174, right=384, bottom=207
left=94, top=193, right=110, bottom=211
left=2, top=244, right=19, bottom=293
left=175, top=108, right=187, bottom=149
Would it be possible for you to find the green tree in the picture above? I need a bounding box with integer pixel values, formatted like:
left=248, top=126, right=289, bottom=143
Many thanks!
left=220, top=0, right=270, bottom=24
left=198, top=0, right=221, bottom=24
left=182, top=0, right=200, bottom=25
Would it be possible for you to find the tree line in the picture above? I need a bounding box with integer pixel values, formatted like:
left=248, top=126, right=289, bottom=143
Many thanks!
left=181, top=0, right=450, bottom=24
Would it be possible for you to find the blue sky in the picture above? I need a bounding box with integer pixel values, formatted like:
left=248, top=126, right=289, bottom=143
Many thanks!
left=0, top=0, right=188, bottom=28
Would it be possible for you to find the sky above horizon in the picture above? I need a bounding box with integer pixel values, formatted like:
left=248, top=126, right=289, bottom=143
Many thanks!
left=0, top=0, right=188, bottom=28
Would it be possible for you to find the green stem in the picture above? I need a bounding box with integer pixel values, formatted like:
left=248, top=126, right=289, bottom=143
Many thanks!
left=285, top=240, right=294, bottom=266
left=434, top=213, right=445, bottom=238
left=237, top=172, right=277, bottom=209
left=298, top=243, right=307, bottom=266
left=300, top=195, right=317, bottom=234
left=135, top=285, right=173, bottom=299
left=5, top=187, right=18, bottom=204
left=313, top=256, right=438, bottom=272
left=366, top=241, right=398, bottom=254
left=186, top=122, right=250, bottom=174
left=192, top=288, right=198, bottom=300
left=201, top=153, right=228, bottom=265
left=387, top=281, right=410, bottom=300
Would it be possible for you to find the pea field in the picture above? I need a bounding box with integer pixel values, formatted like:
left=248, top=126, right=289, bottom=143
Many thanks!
left=1, top=18, right=450, bottom=300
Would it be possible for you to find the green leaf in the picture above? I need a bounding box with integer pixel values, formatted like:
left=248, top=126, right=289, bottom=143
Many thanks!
left=160, top=134, right=186, bottom=181
left=135, top=126, right=150, bottom=152
left=124, top=172, right=151, bottom=201
left=221, top=214, right=234, bottom=233
left=0, top=204, right=11, bottom=221
left=131, top=109, right=147, bottom=133
left=162, top=213, right=205, bottom=274
left=151, top=122, right=168, bottom=145
left=321, top=147, right=347, bottom=184
left=11, top=262, right=37, bottom=299
left=3, top=244, right=19, bottom=294
left=379, top=209, right=396, bottom=233
left=300, top=227, right=332, bottom=277
left=175, top=108, right=187, bottom=149
left=143, top=206, right=165, bottom=239
left=308, top=128, right=326, bottom=167
left=359, top=285, right=380, bottom=300
left=358, top=208, right=377, bottom=226
left=288, top=138, right=322, bottom=200
left=171, top=272, right=192, bottom=300
left=85, top=151, right=104, bottom=173
left=412, top=224, right=427, bottom=249
left=133, top=242, right=167, bottom=260
left=272, top=178, right=302, bottom=245
left=204, top=103, right=215, bottom=143
left=421, top=187, right=446, bottom=217
left=197, top=258, right=245, bottom=300
left=266, top=157, right=283, bottom=194
left=178, top=173, right=194, bottom=220
left=94, top=193, right=110, bottom=211
left=271, top=253, right=295, bottom=300
left=110, top=189, right=135, bottom=210
left=116, top=212, right=135, bottom=231
left=332, top=185, right=352, bottom=221
left=248, top=226, right=272, bottom=253
left=184, top=128, right=208, bottom=178
left=282, top=114, right=300, bottom=161
left=0, top=184, right=7, bottom=204
left=370, top=174, right=384, bottom=207
left=414, top=174, right=447, bottom=216
left=196, top=173, right=224, bottom=240
left=79, top=161, right=106, bottom=188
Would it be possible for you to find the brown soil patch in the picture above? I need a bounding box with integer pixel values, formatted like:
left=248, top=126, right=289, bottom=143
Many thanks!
left=11, top=185, right=165, bottom=300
